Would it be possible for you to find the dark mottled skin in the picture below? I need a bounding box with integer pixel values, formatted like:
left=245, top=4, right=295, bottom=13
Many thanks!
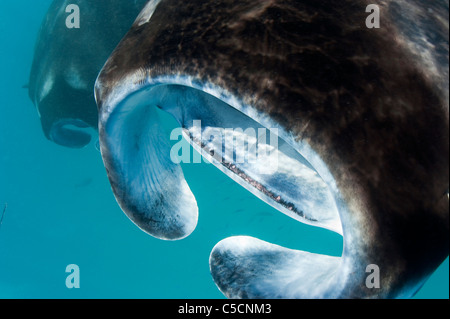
left=96, top=0, right=449, bottom=298
left=28, top=0, right=147, bottom=146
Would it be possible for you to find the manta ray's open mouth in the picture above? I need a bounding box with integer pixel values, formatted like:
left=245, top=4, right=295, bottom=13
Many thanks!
left=49, top=119, right=94, bottom=148
left=99, top=79, right=349, bottom=298
left=102, top=81, right=343, bottom=233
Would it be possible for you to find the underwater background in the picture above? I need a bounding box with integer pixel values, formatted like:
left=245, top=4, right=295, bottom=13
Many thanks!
left=0, top=0, right=448, bottom=299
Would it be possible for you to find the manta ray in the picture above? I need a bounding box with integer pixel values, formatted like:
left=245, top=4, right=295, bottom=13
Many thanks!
left=95, top=0, right=449, bottom=299
left=33, top=0, right=449, bottom=298
left=28, top=0, right=147, bottom=148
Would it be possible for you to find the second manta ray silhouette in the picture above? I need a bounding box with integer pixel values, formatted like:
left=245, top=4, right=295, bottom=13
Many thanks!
left=28, top=0, right=148, bottom=148
left=95, top=0, right=449, bottom=298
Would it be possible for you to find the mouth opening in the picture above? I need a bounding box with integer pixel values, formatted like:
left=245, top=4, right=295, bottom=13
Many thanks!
left=49, top=118, right=95, bottom=149
left=102, top=82, right=343, bottom=238
left=100, top=80, right=346, bottom=298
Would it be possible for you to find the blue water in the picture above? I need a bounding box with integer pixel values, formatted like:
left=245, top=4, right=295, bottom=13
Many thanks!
left=0, top=1, right=448, bottom=299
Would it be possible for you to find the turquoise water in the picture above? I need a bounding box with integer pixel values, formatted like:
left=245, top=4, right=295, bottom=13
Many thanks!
left=0, top=0, right=448, bottom=299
